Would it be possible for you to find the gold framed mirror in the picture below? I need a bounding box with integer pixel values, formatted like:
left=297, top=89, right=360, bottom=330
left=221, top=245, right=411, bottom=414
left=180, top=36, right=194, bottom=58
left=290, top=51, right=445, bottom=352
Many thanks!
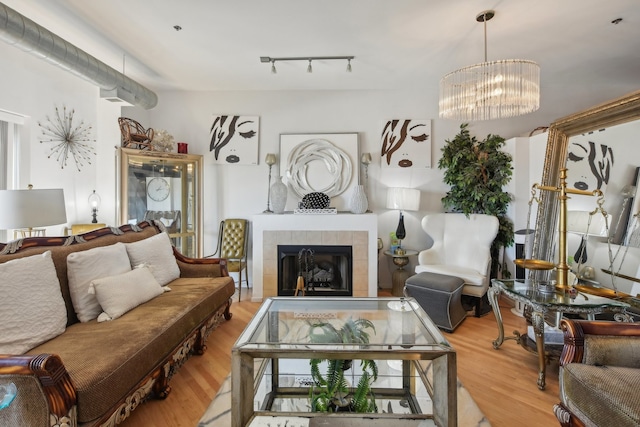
left=533, top=90, right=640, bottom=278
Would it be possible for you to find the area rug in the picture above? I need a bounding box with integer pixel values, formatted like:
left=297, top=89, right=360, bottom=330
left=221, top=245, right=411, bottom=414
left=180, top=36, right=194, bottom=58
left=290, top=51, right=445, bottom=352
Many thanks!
left=198, top=373, right=490, bottom=427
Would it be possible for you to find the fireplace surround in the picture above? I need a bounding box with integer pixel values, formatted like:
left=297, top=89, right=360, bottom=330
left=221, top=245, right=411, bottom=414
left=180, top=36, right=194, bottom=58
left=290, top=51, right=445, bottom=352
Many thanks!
left=251, top=213, right=378, bottom=301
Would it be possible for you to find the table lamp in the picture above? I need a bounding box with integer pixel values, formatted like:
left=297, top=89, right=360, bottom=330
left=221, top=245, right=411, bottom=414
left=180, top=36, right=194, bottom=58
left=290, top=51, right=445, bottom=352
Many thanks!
left=0, top=185, right=67, bottom=238
left=88, top=190, right=101, bottom=223
left=386, top=187, right=421, bottom=254
left=264, top=153, right=277, bottom=213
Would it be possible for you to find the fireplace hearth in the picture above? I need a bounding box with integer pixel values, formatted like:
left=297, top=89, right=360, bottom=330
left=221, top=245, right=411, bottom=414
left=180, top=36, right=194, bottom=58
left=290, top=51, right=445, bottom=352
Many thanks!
left=278, top=245, right=352, bottom=296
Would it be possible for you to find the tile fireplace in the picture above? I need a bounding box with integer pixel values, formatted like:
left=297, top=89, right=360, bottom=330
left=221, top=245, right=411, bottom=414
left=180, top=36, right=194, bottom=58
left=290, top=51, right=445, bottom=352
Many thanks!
left=251, top=213, right=378, bottom=301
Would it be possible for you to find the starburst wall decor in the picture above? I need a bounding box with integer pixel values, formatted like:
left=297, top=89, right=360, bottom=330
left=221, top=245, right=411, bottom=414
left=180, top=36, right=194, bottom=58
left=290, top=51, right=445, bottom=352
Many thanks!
left=38, top=105, right=95, bottom=171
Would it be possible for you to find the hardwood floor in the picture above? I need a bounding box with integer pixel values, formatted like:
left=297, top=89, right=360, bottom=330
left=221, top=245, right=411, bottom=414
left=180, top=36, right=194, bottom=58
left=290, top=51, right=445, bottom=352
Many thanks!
left=120, top=290, right=560, bottom=426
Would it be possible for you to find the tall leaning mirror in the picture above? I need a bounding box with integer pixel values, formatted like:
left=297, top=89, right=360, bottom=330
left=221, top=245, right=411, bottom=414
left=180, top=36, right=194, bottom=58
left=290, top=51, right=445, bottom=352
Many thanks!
left=533, top=90, right=640, bottom=294
left=117, top=147, right=203, bottom=257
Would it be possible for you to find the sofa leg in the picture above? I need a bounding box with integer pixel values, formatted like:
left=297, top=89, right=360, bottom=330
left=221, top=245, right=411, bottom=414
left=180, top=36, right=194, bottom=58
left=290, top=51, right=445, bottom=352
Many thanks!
left=224, top=299, right=233, bottom=320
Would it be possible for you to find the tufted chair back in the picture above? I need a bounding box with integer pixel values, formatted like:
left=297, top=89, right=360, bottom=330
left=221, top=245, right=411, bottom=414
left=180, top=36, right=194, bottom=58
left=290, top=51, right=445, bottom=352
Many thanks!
left=213, top=219, right=249, bottom=300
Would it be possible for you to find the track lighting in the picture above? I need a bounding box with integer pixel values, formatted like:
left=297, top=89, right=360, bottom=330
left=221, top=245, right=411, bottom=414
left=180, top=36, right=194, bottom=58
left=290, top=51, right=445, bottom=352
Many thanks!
left=260, top=56, right=354, bottom=73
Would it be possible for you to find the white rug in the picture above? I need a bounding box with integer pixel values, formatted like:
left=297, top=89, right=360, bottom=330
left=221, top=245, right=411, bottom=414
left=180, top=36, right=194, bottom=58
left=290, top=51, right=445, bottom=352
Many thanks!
left=198, top=373, right=490, bottom=427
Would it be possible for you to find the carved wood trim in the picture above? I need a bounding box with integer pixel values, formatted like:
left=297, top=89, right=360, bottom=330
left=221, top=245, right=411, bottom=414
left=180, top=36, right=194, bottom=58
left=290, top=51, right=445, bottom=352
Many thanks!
left=0, top=354, right=77, bottom=423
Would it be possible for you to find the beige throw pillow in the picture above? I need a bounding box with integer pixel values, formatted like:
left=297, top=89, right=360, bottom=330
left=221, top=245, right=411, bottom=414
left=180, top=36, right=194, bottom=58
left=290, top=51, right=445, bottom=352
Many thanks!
left=89, top=266, right=164, bottom=322
left=0, top=251, right=67, bottom=354
left=125, top=232, right=180, bottom=286
left=67, top=242, right=132, bottom=322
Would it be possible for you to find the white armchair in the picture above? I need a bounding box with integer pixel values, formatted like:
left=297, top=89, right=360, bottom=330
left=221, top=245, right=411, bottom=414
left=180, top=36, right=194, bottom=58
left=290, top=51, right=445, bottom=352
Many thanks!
left=415, top=213, right=499, bottom=316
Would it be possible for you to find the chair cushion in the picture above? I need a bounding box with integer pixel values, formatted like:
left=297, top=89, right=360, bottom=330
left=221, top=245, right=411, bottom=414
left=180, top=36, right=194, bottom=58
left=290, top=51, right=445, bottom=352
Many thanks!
left=415, top=265, right=485, bottom=287
left=561, top=364, right=640, bottom=426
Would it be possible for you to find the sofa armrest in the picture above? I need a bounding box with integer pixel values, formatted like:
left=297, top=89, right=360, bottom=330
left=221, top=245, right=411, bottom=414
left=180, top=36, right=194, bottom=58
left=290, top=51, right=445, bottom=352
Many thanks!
left=173, top=248, right=229, bottom=278
left=559, top=319, right=640, bottom=367
left=0, top=354, right=77, bottom=426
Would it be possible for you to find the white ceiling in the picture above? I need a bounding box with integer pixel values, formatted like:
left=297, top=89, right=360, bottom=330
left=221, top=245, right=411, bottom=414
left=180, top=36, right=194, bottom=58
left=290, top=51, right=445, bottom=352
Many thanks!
left=4, top=0, right=640, bottom=120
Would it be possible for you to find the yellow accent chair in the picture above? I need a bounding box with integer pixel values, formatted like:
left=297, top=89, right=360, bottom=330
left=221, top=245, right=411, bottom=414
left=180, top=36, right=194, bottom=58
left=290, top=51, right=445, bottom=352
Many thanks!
left=210, top=219, right=249, bottom=301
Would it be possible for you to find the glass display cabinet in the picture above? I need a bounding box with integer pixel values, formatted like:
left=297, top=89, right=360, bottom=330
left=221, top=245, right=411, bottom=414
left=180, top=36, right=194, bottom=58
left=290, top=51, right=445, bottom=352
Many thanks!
left=117, top=147, right=203, bottom=257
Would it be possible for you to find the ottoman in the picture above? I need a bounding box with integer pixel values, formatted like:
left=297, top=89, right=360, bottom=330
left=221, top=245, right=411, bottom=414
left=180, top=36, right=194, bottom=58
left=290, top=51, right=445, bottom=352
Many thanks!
left=404, top=272, right=466, bottom=332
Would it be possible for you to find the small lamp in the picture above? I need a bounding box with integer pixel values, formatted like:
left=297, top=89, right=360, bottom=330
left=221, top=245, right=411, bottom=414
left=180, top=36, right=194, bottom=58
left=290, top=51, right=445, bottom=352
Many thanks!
left=386, top=187, right=421, bottom=253
left=88, top=190, right=101, bottom=223
left=567, top=210, right=610, bottom=278
left=361, top=153, right=372, bottom=211
left=0, top=185, right=67, bottom=237
left=264, top=153, right=277, bottom=213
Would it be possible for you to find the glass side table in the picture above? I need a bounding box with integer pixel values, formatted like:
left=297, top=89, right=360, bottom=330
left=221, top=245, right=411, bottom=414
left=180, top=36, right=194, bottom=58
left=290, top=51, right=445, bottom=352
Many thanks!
left=231, top=297, right=457, bottom=427
left=489, top=278, right=631, bottom=390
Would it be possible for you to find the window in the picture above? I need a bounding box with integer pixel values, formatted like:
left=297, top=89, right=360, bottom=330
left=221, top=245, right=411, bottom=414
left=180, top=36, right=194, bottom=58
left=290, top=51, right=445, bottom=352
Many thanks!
left=0, top=110, right=25, bottom=242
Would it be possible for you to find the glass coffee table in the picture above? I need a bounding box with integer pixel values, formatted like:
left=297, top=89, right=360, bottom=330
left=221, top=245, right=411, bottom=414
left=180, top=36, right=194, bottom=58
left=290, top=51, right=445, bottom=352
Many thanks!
left=489, top=278, right=631, bottom=390
left=231, top=297, right=457, bottom=427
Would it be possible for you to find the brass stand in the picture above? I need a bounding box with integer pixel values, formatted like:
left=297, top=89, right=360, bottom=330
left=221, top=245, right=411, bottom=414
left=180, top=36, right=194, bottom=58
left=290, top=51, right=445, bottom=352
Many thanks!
left=534, top=168, right=602, bottom=291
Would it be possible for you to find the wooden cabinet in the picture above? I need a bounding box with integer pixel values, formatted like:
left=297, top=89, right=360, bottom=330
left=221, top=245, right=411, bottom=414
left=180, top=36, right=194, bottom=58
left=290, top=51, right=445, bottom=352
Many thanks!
left=117, top=148, right=203, bottom=257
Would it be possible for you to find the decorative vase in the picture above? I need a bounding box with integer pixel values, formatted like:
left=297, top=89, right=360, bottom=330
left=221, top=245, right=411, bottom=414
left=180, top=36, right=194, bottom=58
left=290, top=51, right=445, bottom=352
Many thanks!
left=271, top=176, right=288, bottom=214
left=350, top=184, right=368, bottom=214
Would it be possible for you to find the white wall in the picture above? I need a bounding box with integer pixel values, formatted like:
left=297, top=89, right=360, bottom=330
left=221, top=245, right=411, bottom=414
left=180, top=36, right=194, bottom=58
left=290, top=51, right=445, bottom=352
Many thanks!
left=0, top=41, right=121, bottom=234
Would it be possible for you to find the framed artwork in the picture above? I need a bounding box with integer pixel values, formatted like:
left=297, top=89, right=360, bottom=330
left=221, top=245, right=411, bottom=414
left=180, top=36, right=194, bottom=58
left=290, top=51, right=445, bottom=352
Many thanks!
left=280, top=133, right=359, bottom=210
left=209, top=115, right=259, bottom=165
left=380, top=119, right=431, bottom=169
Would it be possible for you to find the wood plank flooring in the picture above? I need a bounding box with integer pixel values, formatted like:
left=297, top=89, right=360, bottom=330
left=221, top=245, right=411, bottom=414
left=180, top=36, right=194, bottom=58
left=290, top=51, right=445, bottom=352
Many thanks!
left=120, top=290, right=560, bottom=426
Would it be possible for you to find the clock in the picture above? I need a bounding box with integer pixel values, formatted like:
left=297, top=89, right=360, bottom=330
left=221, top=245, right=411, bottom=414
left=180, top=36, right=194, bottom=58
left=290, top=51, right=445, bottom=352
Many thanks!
left=147, top=177, right=170, bottom=202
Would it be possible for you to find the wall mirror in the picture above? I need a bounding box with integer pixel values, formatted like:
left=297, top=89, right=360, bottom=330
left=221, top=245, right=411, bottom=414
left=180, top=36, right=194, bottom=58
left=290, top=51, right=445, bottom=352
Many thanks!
left=117, top=148, right=203, bottom=257
left=533, top=90, right=640, bottom=292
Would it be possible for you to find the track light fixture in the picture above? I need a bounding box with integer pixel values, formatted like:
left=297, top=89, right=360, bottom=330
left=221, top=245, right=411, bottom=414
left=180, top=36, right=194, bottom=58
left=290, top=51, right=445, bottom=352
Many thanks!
left=260, top=56, right=354, bottom=73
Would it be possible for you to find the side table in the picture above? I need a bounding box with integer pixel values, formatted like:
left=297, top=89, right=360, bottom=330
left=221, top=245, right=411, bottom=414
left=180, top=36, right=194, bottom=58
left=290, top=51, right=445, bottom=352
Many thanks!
left=384, top=249, right=418, bottom=296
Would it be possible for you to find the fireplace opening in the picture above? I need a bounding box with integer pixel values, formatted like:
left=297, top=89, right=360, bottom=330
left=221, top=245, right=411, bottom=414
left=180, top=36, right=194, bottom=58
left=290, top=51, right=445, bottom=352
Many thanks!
left=278, top=245, right=352, bottom=296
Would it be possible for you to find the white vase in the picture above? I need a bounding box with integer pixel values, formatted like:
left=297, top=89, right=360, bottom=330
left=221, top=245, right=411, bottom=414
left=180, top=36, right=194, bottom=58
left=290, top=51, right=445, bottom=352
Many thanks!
left=350, top=184, right=368, bottom=214
left=271, top=176, right=288, bottom=214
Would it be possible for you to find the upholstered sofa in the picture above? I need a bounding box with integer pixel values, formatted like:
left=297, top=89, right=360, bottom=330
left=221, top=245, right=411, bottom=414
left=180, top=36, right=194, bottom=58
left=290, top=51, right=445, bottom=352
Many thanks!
left=554, top=318, right=640, bottom=427
left=0, top=221, right=235, bottom=427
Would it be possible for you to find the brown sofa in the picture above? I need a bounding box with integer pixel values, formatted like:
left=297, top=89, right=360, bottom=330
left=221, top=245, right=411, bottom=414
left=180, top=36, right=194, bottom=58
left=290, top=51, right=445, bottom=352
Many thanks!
left=0, top=221, right=235, bottom=427
left=554, top=318, right=640, bottom=427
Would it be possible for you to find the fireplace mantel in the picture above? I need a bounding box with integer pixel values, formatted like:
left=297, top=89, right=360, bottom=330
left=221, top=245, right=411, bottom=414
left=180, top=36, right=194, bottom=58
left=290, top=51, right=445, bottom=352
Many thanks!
left=251, top=212, right=378, bottom=302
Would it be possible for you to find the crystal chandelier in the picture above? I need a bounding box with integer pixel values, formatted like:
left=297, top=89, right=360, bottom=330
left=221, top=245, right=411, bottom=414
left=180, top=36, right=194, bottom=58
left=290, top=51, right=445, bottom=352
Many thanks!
left=439, top=10, right=540, bottom=121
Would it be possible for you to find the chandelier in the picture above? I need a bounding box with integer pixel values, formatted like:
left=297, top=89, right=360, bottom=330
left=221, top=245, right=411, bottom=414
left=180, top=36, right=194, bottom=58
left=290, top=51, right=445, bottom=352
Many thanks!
left=439, top=10, right=540, bottom=121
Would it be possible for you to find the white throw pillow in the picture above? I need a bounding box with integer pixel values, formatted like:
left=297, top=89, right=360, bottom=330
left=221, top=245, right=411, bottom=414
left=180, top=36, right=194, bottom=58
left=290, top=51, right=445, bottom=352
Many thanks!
left=125, top=232, right=180, bottom=286
left=89, top=266, right=164, bottom=322
left=0, top=251, right=67, bottom=354
left=67, top=242, right=132, bottom=322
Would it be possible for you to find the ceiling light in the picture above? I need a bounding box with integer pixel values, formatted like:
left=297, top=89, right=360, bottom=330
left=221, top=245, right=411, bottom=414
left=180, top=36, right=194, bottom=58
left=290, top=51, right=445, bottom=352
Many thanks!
left=260, top=56, right=355, bottom=73
left=439, top=10, right=540, bottom=121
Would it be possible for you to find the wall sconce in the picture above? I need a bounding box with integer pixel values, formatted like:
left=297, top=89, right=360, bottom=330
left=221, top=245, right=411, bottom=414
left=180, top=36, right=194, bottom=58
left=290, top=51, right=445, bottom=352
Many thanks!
left=88, top=190, right=101, bottom=223
left=264, top=153, right=277, bottom=213
left=386, top=187, right=421, bottom=253
left=260, top=56, right=355, bottom=74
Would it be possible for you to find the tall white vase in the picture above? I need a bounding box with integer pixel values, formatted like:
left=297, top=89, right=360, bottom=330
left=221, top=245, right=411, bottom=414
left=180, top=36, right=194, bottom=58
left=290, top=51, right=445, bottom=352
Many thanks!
left=350, top=184, right=368, bottom=214
left=271, top=176, right=288, bottom=214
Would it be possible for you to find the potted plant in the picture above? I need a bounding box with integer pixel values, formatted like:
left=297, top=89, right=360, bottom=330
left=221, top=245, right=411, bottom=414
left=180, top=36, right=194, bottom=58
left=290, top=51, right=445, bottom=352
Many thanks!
left=307, top=318, right=378, bottom=413
left=438, top=123, right=514, bottom=279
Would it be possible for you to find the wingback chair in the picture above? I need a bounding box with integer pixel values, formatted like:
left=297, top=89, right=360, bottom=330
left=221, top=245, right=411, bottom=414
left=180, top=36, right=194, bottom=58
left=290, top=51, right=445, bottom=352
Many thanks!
left=415, top=213, right=499, bottom=316
left=209, top=219, right=249, bottom=301
left=554, top=318, right=640, bottom=427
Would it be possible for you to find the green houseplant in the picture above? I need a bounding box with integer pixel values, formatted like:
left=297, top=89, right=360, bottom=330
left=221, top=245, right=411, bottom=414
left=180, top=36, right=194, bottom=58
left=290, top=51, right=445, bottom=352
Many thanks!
left=307, top=318, right=378, bottom=413
left=438, top=123, right=514, bottom=279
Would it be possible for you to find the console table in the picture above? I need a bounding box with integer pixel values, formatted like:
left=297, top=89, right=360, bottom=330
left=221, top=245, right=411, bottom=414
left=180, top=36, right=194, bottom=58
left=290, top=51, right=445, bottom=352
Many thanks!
left=488, top=278, right=630, bottom=390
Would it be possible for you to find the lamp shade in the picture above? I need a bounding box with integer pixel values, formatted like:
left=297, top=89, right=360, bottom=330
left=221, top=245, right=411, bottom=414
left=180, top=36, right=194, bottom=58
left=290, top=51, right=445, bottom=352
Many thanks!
left=567, top=211, right=610, bottom=237
left=0, top=188, right=67, bottom=229
left=386, top=188, right=421, bottom=211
